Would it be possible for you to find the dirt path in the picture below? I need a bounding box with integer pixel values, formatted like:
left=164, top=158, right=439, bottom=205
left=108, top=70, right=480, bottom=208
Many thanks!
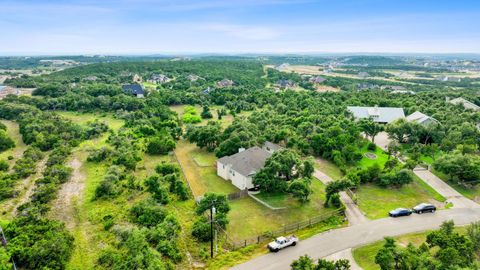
left=50, top=157, right=86, bottom=229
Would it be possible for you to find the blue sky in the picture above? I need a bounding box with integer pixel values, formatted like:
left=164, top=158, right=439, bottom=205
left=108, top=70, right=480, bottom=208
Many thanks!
left=1, top=0, right=479, bottom=55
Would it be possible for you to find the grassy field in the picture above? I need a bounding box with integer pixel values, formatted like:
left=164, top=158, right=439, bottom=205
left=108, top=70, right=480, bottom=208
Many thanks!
left=314, top=158, right=344, bottom=180
left=56, top=111, right=124, bottom=130
left=0, top=120, right=27, bottom=162
left=352, top=227, right=470, bottom=270
left=174, top=140, right=336, bottom=239
left=356, top=175, right=446, bottom=219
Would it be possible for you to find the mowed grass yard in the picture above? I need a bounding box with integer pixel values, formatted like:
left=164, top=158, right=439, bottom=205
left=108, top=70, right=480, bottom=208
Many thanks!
left=352, top=227, right=470, bottom=270
left=311, top=143, right=446, bottom=220
left=174, top=140, right=335, bottom=239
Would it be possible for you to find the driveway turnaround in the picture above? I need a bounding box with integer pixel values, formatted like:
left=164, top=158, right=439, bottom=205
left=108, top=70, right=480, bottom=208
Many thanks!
left=231, top=208, right=480, bottom=270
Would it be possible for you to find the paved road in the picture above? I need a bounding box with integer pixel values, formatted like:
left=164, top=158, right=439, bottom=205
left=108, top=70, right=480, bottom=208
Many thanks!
left=231, top=208, right=480, bottom=270
left=413, top=166, right=479, bottom=209
left=314, top=168, right=368, bottom=225
left=325, top=248, right=362, bottom=270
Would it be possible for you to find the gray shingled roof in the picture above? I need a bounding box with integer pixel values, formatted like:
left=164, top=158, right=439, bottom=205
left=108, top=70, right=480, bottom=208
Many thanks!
left=122, top=84, right=145, bottom=95
left=347, top=106, right=405, bottom=123
left=264, top=141, right=282, bottom=151
left=218, top=146, right=271, bottom=176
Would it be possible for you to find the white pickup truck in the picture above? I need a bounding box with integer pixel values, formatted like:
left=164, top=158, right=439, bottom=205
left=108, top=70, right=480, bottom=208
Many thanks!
left=267, top=235, right=298, bottom=252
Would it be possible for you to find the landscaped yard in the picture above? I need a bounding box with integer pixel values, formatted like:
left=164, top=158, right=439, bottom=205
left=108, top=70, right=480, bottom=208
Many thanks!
left=352, top=227, right=469, bottom=270
left=355, top=175, right=446, bottom=219
left=174, top=140, right=338, bottom=240
left=356, top=143, right=390, bottom=169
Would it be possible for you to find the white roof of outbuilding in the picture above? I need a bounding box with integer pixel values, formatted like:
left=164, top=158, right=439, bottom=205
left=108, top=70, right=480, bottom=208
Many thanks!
left=406, top=111, right=438, bottom=125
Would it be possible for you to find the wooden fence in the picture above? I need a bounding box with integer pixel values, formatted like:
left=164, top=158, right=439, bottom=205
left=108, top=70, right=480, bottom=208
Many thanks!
left=227, top=189, right=249, bottom=200
left=222, top=208, right=344, bottom=249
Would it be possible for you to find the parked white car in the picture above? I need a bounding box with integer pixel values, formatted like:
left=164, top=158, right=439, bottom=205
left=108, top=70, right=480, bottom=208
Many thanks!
left=267, top=235, right=298, bottom=252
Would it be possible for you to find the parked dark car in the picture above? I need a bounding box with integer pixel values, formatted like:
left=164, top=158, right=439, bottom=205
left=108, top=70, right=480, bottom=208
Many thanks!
left=413, top=203, right=436, bottom=214
left=389, top=208, right=412, bottom=217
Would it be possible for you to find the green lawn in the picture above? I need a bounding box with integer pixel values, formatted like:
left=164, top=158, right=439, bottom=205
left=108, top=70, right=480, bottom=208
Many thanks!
left=174, top=140, right=336, bottom=240
left=253, top=180, right=326, bottom=209
left=314, top=158, right=344, bottom=180
left=353, top=228, right=470, bottom=270
left=356, top=144, right=390, bottom=169
left=356, top=176, right=446, bottom=219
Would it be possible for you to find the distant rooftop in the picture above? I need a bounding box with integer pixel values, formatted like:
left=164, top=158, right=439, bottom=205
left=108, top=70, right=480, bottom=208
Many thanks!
left=347, top=106, right=405, bottom=123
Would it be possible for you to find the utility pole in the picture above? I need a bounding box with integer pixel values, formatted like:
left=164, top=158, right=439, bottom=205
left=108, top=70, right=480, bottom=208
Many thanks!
left=210, top=205, right=216, bottom=258
left=0, top=225, right=17, bottom=270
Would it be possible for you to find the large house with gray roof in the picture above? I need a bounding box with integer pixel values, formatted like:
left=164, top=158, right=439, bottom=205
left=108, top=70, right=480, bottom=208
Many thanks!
left=217, top=142, right=282, bottom=190
left=347, top=106, right=405, bottom=124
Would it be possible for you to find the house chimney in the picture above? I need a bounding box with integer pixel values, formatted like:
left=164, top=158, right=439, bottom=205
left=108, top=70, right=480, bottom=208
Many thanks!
left=238, top=147, right=246, bottom=153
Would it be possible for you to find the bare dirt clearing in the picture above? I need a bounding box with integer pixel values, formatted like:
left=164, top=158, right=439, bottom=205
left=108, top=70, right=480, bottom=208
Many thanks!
left=50, top=157, right=86, bottom=229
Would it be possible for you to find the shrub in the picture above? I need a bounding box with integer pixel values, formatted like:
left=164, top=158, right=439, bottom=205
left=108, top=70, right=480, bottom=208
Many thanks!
left=146, top=133, right=176, bottom=155
left=191, top=216, right=211, bottom=242
left=130, top=199, right=167, bottom=227
left=0, top=130, right=15, bottom=152
left=0, top=160, right=9, bottom=171
left=4, top=217, right=74, bottom=270
left=367, top=142, right=377, bottom=151
left=155, top=162, right=180, bottom=176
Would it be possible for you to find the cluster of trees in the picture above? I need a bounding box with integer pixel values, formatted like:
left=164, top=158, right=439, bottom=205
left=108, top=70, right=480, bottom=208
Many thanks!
left=182, top=105, right=202, bottom=123
left=144, top=162, right=189, bottom=203
left=192, top=193, right=230, bottom=242
left=0, top=147, right=43, bottom=200
left=375, top=221, right=480, bottom=269
left=253, top=149, right=315, bottom=202
left=433, top=151, right=480, bottom=185
left=0, top=122, right=15, bottom=152
left=98, top=199, right=183, bottom=269
left=291, top=255, right=351, bottom=270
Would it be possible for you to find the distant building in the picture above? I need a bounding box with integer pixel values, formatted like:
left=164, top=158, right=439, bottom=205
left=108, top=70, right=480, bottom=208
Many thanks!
left=84, top=76, right=98, bottom=81
left=391, top=90, right=416, bottom=95
left=436, top=76, right=462, bottom=82
left=216, top=79, right=234, bottom=88
left=202, top=86, right=212, bottom=94
left=357, top=83, right=379, bottom=91
left=309, top=76, right=326, bottom=84
left=276, top=79, right=297, bottom=89
left=381, top=85, right=406, bottom=91
left=148, top=74, right=170, bottom=84
left=347, top=106, right=405, bottom=124
left=357, top=72, right=370, bottom=78
left=187, top=74, right=202, bottom=82
left=406, top=111, right=439, bottom=126
left=216, top=142, right=282, bottom=190
left=132, top=74, right=142, bottom=83
left=122, top=84, right=145, bottom=98
left=448, top=97, right=480, bottom=111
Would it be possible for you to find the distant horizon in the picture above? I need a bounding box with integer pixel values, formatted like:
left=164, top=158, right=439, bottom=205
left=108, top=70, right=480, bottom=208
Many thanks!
left=2, top=52, right=480, bottom=58
left=2, top=0, right=480, bottom=55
